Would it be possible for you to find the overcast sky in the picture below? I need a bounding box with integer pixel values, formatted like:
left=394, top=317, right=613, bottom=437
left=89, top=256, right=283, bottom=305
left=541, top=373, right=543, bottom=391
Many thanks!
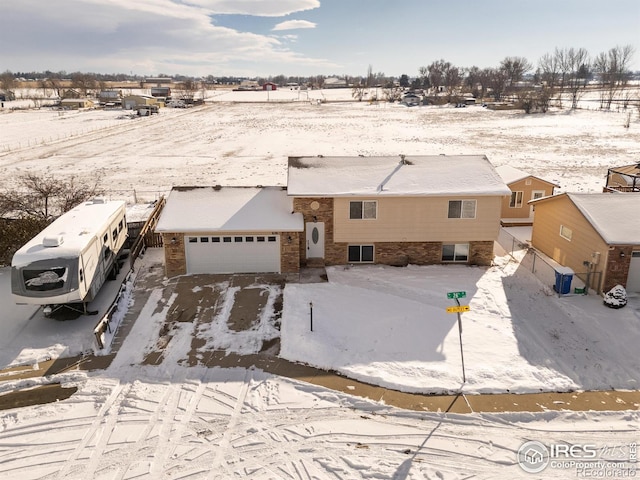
left=1, top=0, right=638, bottom=78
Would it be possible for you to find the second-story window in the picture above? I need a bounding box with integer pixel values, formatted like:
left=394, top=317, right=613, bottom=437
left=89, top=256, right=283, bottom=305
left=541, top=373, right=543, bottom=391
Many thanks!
left=349, top=200, right=377, bottom=219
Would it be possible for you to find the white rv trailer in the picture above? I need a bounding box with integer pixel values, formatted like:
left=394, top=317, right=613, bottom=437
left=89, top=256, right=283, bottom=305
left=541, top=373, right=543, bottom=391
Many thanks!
left=11, top=198, right=128, bottom=315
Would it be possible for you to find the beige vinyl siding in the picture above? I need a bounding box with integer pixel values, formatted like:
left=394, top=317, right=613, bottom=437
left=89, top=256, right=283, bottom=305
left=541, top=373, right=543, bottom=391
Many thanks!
left=501, top=177, right=555, bottom=219
left=334, top=196, right=503, bottom=243
left=531, top=195, right=609, bottom=284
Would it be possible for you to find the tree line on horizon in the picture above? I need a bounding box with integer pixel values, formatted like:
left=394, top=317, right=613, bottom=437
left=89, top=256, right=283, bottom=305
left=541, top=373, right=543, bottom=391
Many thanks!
left=0, top=44, right=636, bottom=112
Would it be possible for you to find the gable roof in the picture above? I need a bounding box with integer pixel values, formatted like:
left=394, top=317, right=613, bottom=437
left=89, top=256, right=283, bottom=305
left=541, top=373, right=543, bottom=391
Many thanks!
left=531, top=193, right=640, bottom=245
left=287, top=155, right=511, bottom=197
left=156, top=186, right=303, bottom=233
left=495, top=165, right=559, bottom=187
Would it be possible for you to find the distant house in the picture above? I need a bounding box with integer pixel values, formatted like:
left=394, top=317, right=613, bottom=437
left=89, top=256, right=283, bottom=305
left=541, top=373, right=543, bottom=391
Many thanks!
left=0, top=90, right=15, bottom=102
left=324, top=77, right=348, bottom=88
left=495, top=165, right=558, bottom=226
left=263, top=82, right=277, bottom=91
left=98, top=90, right=122, bottom=106
left=604, top=163, right=640, bottom=192
left=61, top=89, right=82, bottom=99
left=122, top=95, right=158, bottom=110
left=287, top=155, right=510, bottom=269
left=60, top=98, right=94, bottom=109
left=156, top=187, right=303, bottom=277
left=530, top=193, right=640, bottom=293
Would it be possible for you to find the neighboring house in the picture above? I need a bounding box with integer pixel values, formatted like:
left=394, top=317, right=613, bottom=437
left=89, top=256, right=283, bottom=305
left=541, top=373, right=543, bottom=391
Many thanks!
left=324, top=77, right=348, bottom=88
left=122, top=95, right=158, bottom=110
left=604, top=163, right=640, bottom=192
left=99, top=90, right=121, bottom=103
left=60, top=98, right=94, bottom=109
left=156, top=186, right=303, bottom=277
left=287, top=155, right=510, bottom=268
left=61, top=89, right=81, bottom=99
left=530, top=193, right=640, bottom=293
left=495, top=165, right=558, bottom=226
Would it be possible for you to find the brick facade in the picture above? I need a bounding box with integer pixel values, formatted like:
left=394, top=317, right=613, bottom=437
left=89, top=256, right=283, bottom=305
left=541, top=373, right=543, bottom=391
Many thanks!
left=280, top=231, right=301, bottom=273
left=293, top=198, right=496, bottom=268
left=162, top=233, right=187, bottom=277
left=604, top=245, right=633, bottom=293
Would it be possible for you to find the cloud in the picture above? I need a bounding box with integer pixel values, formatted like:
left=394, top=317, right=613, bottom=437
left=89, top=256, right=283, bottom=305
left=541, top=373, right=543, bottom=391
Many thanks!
left=272, top=20, right=316, bottom=31
left=182, top=0, right=320, bottom=17
left=0, top=0, right=335, bottom=76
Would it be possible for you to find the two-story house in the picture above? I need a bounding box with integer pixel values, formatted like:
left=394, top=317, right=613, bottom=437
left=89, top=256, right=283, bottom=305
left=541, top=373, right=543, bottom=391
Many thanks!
left=287, top=155, right=511, bottom=268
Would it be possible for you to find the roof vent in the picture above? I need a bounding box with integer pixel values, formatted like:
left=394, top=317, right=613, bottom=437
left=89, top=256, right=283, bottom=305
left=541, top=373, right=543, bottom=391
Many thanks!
left=90, top=197, right=106, bottom=204
left=43, top=235, right=64, bottom=247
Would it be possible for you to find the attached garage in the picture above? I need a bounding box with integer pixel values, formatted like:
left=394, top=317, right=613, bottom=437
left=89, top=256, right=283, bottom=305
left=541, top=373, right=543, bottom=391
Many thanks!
left=185, top=234, right=280, bottom=274
left=156, top=186, right=303, bottom=277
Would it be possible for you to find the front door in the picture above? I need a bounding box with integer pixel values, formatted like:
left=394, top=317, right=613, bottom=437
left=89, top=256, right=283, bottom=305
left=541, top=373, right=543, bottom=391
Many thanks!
left=531, top=190, right=546, bottom=216
left=306, top=222, right=324, bottom=259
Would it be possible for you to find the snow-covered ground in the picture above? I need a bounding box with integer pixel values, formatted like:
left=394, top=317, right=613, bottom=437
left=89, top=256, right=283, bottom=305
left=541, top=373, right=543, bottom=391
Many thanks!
left=1, top=94, right=639, bottom=478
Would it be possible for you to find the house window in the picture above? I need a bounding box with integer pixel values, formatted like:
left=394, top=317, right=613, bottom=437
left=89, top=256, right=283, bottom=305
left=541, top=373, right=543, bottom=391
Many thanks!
left=509, top=191, right=524, bottom=208
left=112, top=228, right=118, bottom=240
left=103, top=233, right=108, bottom=243
left=348, top=245, right=374, bottom=263
left=448, top=200, right=476, bottom=219
left=559, top=225, right=572, bottom=241
left=349, top=201, right=377, bottom=220
left=442, top=244, right=469, bottom=262
left=525, top=179, right=532, bottom=185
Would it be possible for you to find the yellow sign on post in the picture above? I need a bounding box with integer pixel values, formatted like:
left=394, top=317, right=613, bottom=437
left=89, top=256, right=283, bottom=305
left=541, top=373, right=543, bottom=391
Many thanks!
left=446, top=305, right=470, bottom=313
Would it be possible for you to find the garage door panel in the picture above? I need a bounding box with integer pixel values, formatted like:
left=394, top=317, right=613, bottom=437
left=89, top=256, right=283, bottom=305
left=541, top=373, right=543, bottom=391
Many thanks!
left=627, top=251, right=640, bottom=293
left=185, top=235, right=280, bottom=274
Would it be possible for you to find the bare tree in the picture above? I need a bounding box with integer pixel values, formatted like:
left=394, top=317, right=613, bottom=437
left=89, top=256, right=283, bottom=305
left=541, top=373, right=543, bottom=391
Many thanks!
left=551, top=47, right=590, bottom=109
left=71, top=72, right=97, bottom=97
left=351, top=82, right=366, bottom=101
left=426, top=59, right=461, bottom=101
left=485, top=68, right=509, bottom=101
left=0, top=70, right=16, bottom=93
left=0, top=173, right=102, bottom=221
left=594, top=44, right=635, bottom=110
left=538, top=53, right=561, bottom=88
left=500, top=56, right=533, bottom=89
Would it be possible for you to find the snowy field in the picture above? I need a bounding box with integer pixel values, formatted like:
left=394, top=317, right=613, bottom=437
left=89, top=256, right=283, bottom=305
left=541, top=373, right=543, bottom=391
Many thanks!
left=1, top=92, right=639, bottom=478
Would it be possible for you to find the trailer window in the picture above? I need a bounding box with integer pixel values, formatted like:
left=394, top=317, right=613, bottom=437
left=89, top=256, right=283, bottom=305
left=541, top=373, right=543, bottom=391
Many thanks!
left=112, top=228, right=118, bottom=240
left=103, top=233, right=108, bottom=243
left=23, top=267, right=67, bottom=291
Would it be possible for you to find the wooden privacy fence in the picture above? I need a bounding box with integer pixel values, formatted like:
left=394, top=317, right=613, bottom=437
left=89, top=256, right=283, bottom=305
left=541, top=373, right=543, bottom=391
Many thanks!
left=130, top=195, right=165, bottom=269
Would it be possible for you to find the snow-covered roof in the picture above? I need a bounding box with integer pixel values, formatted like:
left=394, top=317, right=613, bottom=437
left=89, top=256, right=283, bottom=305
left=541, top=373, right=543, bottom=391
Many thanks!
left=11, top=199, right=126, bottom=266
left=287, top=155, right=511, bottom=197
left=156, top=186, right=303, bottom=233
left=532, top=193, right=640, bottom=245
left=568, top=193, right=640, bottom=245
left=495, top=165, right=558, bottom=186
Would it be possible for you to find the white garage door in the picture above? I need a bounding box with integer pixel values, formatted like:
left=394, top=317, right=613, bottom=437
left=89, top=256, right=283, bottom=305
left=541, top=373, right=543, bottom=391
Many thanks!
left=185, top=234, right=280, bottom=274
left=627, top=251, right=640, bottom=293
